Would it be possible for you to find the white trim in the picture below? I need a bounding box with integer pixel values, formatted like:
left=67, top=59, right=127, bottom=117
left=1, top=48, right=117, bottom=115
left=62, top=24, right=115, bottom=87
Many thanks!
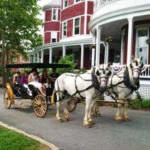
left=61, top=14, right=92, bottom=23
left=33, top=35, right=92, bottom=53
left=73, top=17, right=81, bottom=35
left=90, top=4, right=150, bottom=31
left=44, top=31, right=60, bottom=34
left=45, top=20, right=60, bottom=23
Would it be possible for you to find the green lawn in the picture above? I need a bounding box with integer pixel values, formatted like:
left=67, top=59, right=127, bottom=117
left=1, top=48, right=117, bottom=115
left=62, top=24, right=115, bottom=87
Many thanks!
left=0, top=126, right=51, bottom=150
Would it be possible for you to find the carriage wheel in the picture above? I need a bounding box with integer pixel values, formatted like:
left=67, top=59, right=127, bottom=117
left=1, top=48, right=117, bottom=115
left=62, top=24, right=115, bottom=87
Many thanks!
left=32, top=94, right=48, bottom=118
left=4, top=90, right=12, bottom=109
left=66, top=98, right=80, bottom=112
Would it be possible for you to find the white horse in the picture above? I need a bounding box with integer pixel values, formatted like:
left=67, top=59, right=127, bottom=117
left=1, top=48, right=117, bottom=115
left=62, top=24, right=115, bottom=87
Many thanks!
left=93, top=57, right=144, bottom=121
left=54, top=64, right=111, bottom=127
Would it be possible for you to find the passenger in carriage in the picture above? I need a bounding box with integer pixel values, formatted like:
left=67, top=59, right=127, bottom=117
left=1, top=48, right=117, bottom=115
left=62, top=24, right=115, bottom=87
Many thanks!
left=39, top=69, right=53, bottom=96
left=28, top=68, right=46, bottom=96
left=12, top=71, right=21, bottom=84
left=20, top=71, right=28, bottom=85
left=12, top=71, right=22, bottom=97
left=39, top=69, right=49, bottom=86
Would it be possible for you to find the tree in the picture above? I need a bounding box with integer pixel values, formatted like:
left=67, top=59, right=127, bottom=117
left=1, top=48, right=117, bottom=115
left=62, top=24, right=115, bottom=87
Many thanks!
left=0, top=0, right=42, bottom=85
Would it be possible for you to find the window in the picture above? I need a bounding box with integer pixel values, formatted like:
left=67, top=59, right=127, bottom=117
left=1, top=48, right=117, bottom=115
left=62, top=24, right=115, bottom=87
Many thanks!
left=74, top=0, right=80, bottom=3
left=64, top=0, right=68, bottom=8
left=62, top=22, right=67, bottom=37
left=74, top=18, right=80, bottom=35
left=51, top=32, right=57, bottom=43
left=52, top=8, right=58, bottom=21
left=136, top=27, right=149, bottom=64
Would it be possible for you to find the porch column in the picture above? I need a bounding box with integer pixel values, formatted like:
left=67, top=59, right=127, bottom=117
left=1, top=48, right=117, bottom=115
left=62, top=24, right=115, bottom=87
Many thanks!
left=104, top=42, right=109, bottom=64
left=91, top=32, right=96, bottom=66
left=34, top=54, right=36, bottom=63
left=127, top=17, right=133, bottom=65
left=30, top=55, right=34, bottom=63
left=96, top=26, right=101, bottom=65
left=36, top=51, right=39, bottom=63
left=62, top=45, right=66, bottom=57
left=80, top=44, right=84, bottom=68
left=41, top=49, right=44, bottom=63
left=49, top=48, right=52, bottom=63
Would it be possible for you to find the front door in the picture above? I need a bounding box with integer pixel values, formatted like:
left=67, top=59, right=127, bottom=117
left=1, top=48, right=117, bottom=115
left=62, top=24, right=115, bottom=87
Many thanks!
left=136, top=28, right=149, bottom=64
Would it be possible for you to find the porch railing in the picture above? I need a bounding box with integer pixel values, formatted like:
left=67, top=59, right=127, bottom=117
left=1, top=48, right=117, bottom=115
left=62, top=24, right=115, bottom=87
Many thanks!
left=140, top=65, right=150, bottom=79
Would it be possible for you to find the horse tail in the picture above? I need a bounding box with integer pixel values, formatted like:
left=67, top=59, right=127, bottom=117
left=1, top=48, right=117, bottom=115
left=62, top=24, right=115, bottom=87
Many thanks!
left=51, top=78, right=59, bottom=104
left=51, top=89, right=56, bottom=105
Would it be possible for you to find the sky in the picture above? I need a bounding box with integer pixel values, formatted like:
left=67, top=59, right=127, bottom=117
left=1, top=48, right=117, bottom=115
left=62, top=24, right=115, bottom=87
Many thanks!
left=37, top=0, right=48, bottom=35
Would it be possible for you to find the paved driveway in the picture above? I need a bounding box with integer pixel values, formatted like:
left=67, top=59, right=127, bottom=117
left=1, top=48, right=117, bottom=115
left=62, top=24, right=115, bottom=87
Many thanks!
left=0, top=89, right=150, bottom=150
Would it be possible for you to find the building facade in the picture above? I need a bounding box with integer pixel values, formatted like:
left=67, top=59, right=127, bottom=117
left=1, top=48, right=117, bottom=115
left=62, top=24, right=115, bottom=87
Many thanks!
left=31, top=0, right=150, bottom=98
left=90, top=0, right=150, bottom=98
left=31, top=0, right=94, bottom=69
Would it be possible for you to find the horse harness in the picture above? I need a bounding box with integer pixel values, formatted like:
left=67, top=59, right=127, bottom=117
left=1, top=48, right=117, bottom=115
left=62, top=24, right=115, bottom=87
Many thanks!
left=56, top=72, right=106, bottom=100
left=108, top=67, right=140, bottom=101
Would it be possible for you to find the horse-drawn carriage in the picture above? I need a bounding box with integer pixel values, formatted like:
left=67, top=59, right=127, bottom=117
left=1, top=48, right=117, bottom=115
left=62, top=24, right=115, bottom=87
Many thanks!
left=4, top=63, right=69, bottom=118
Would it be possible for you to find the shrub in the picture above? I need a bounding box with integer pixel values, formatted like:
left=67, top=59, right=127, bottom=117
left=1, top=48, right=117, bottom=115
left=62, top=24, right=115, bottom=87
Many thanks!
left=57, top=54, right=76, bottom=74
left=129, top=99, right=150, bottom=110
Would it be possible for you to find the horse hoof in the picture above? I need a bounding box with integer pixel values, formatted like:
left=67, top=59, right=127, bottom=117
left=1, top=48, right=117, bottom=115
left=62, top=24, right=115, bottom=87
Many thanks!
left=65, top=118, right=70, bottom=122
left=56, top=117, right=64, bottom=122
left=89, top=120, right=95, bottom=125
left=83, top=121, right=93, bottom=128
left=123, top=116, right=129, bottom=121
left=114, top=116, right=123, bottom=121
left=83, top=123, right=93, bottom=128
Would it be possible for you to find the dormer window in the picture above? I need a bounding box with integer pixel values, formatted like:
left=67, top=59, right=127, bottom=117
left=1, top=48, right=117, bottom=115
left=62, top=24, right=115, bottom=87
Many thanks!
left=73, top=18, right=80, bottom=35
left=64, top=0, right=68, bottom=8
left=52, top=8, right=58, bottom=21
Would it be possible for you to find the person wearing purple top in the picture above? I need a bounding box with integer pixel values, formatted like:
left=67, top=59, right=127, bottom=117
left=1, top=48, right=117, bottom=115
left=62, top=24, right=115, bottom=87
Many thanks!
left=20, top=71, right=28, bottom=84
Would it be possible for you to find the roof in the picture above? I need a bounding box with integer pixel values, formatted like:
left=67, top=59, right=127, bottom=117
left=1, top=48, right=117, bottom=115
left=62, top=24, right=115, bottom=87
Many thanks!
left=6, top=63, right=70, bottom=69
left=43, top=0, right=61, bottom=10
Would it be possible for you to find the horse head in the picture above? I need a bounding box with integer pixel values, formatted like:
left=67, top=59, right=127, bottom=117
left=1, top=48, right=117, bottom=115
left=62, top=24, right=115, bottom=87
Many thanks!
left=93, top=64, right=111, bottom=89
left=130, top=57, right=144, bottom=79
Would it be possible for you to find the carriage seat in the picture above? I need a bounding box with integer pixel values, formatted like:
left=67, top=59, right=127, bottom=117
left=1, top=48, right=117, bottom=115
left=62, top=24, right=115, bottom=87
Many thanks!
left=27, top=84, right=39, bottom=98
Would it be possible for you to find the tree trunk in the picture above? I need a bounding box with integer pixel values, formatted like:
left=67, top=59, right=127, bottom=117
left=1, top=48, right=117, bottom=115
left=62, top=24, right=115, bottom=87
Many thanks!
left=1, top=32, right=7, bottom=87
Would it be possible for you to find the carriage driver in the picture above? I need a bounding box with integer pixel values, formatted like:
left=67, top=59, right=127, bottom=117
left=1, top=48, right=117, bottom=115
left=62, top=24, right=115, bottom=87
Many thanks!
left=28, top=68, right=46, bottom=96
